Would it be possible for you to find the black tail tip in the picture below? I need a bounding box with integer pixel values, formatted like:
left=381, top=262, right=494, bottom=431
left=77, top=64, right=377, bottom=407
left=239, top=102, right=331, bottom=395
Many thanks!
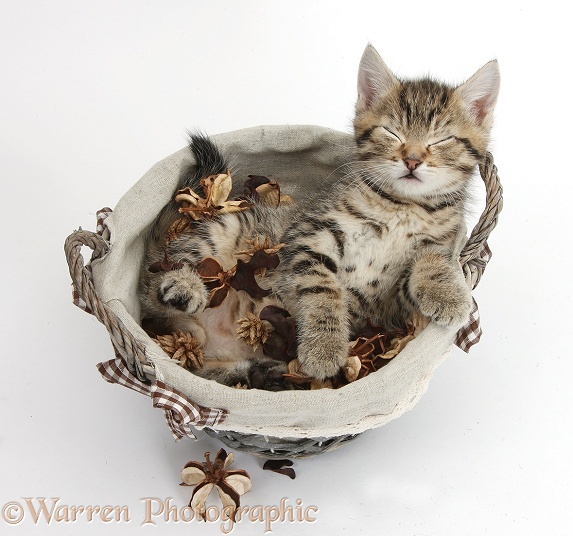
left=186, top=129, right=228, bottom=178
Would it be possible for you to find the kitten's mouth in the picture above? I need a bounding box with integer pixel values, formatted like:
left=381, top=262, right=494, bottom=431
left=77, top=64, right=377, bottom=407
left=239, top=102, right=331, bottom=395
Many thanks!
left=400, top=173, right=422, bottom=182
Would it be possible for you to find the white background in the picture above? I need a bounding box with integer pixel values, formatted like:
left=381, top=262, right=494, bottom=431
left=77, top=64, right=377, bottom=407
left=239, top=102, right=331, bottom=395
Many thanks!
left=1, top=1, right=571, bottom=534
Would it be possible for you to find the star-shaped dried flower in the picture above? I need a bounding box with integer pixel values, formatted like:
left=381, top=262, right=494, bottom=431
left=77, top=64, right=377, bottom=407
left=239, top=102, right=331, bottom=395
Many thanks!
left=195, top=252, right=280, bottom=308
left=180, top=449, right=251, bottom=522
left=155, top=330, right=204, bottom=371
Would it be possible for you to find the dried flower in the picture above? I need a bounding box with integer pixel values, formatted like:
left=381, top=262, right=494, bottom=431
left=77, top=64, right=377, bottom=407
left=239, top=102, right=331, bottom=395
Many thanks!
left=230, top=249, right=280, bottom=298
left=259, top=305, right=297, bottom=361
left=155, top=330, right=204, bottom=371
left=195, top=257, right=236, bottom=308
left=283, top=359, right=313, bottom=386
left=243, top=175, right=295, bottom=207
left=175, top=171, right=252, bottom=221
left=166, top=217, right=192, bottom=244
left=236, top=313, right=274, bottom=351
left=236, top=235, right=286, bottom=259
left=194, top=251, right=280, bottom=308
left=180, top=449, right=251, bottom=522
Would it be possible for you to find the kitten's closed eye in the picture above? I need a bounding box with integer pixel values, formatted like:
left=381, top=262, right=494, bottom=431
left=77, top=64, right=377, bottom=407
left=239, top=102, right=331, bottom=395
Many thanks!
left=428, top=136, right=455, bottom=147
left=382, top=126, right=402, bottom=142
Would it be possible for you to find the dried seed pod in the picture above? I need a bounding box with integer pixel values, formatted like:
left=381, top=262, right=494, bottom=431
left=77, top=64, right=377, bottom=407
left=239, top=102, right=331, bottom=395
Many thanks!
left=155, top=330, right=204, bottom=371
left=236, top=313, right=274, bottom=351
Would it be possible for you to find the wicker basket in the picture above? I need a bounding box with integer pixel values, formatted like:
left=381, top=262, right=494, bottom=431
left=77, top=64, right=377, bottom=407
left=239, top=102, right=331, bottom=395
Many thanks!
left=64, top=125, right=502, bottom=458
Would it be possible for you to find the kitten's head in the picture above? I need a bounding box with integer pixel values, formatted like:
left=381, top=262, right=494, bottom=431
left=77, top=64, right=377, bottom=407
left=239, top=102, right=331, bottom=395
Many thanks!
left=354, top=44, right=500, bottom=203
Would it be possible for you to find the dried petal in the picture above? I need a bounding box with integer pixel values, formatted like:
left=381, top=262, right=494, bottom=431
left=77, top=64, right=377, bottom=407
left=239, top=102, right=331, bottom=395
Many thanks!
left=190, top=481, right=215, bottom=520
left=219, top=200, right=253, bottom=213
left=208, top=285, right=231, bottom=308
left=279, top=194, right=295, bottom=205
left=343, top=354, right=361, bottom=382
left=166, top=218, right=192, bottom=243
left=181, top=464, right=207, bottom=486
left=195, top=257, right=227, bottom=280
left=224, top=471, right=252, bottom=494
left=211, top=448, right=229, bottom=471
left=244, top=175, right=272, bottom=198
left=263, top=459, right=296, bottom=479
left=381, top=333, right=416, bottom=359
left=215, top=481, right=241, bottom=522
left=310, top=378, right=333, bottom=390
left=222, top=451, right=235, bottom=470
left=255, top=181, right=281, bottom=207
left=236, top=236, right=286, bottom=258
left=202, top=172, right=232, bottom=207
left=148, top=247, right=185, bottom=273
left=230, top=249, right=279, bottom=298
left=175, top=187, right=203, bottom=206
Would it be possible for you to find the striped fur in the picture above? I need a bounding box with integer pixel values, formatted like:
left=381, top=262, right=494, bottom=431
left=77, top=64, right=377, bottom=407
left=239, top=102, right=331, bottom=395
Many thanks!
left=139, top=45, right=499, bottom=385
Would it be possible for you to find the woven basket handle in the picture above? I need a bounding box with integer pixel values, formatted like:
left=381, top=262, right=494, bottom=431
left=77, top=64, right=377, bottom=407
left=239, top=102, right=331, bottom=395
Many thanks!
left=64, top=230, right=149, bottom=378
left=458, top=151, right=503, bottom=288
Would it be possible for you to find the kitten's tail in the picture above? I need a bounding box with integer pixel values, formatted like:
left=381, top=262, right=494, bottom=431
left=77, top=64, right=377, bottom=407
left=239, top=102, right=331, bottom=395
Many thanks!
left=149, top=132, right=229, bottom=242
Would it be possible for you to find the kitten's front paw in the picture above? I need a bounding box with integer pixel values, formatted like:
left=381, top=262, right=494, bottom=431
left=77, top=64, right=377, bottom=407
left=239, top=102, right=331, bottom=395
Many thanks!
left=157, top=266, right=208, bottom=315
left=297, top=338, right=348, bottom=381
left=248, top=359, right=291, bottom=391
left=414, top=279, right=471, bottom=328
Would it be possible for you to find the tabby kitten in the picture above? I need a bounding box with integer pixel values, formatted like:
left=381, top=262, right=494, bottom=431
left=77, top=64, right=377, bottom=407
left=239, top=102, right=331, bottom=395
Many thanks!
left=139, top=44, right=500, bottom=389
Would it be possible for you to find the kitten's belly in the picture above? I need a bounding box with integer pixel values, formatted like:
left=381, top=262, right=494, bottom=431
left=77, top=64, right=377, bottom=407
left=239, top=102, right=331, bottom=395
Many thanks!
left=339, top=223, right=412, bottom=323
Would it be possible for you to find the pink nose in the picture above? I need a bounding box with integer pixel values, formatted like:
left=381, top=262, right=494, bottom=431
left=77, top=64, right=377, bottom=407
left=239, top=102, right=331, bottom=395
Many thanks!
left=404, top=158, right=421, bottom=171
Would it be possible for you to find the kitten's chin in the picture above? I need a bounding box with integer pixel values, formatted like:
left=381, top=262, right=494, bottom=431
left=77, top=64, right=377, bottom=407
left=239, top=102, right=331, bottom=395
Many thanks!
left=391, top=177, right=429, bottom=199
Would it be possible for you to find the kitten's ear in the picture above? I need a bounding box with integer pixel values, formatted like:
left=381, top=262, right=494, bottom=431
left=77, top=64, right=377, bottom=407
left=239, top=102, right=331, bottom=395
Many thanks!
left=357, top=44, right=398, bottom=109
left=456, top=60, right=500, bottom=125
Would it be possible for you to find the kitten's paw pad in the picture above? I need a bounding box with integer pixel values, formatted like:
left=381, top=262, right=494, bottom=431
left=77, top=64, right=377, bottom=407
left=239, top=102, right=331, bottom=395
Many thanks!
left=248, top=360, right=291, bottom=391
left=157, top=268, right=208, bottom=315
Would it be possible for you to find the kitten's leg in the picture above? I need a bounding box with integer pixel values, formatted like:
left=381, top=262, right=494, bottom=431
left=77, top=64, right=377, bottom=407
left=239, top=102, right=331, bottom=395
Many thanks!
left=405, top=252, right=471, bottom=328
left=193, top=358, right=292, bottom=391
left=277, top=260, right=350, bottom=380
left=289, top=279, right=350, bottom=381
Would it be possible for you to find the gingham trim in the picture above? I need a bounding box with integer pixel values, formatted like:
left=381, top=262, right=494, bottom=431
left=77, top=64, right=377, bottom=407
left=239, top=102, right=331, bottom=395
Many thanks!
left=96, top=207, right=113, bottom=240
left=455, top=297, right=482, bottom=353
left=96, top=357, right=228, bottom=441
left=454, top=241, right=493, bottom=352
